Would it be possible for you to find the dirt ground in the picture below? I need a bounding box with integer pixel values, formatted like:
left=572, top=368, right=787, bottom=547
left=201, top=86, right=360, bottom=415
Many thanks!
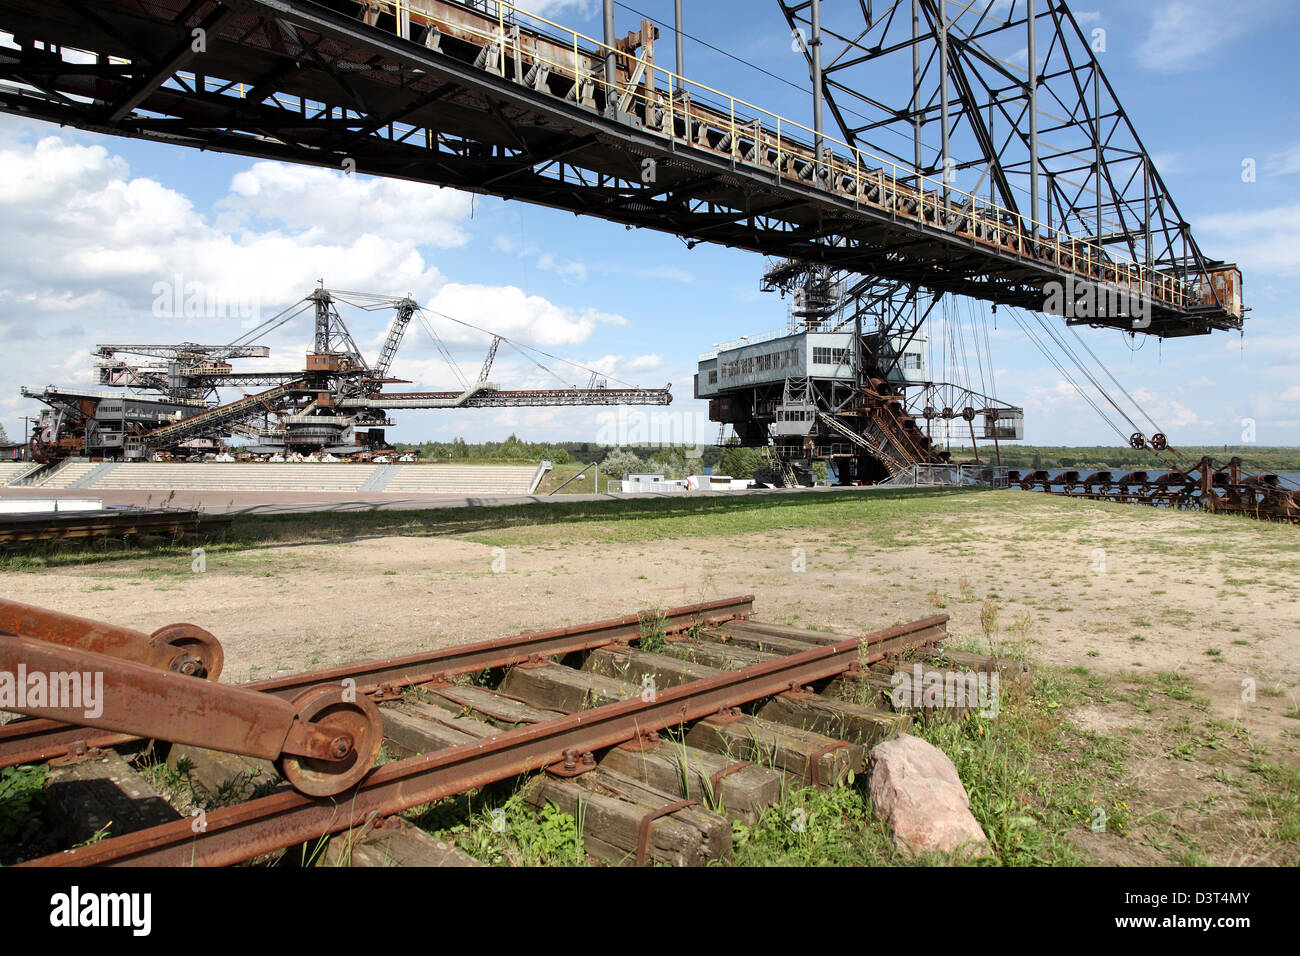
left=4, top=491, right=1298, bottom=863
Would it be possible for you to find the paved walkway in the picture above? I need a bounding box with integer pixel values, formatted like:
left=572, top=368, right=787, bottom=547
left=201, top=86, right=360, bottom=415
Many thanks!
left=0, top=483, right=893, bottom=516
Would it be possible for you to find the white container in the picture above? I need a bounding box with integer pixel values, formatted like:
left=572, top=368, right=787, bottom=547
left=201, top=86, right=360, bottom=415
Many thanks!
left=0, top=497, right=103, bottom=514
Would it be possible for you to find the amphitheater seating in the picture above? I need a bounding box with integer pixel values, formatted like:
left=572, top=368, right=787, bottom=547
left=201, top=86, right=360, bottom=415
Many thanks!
left=34, top=461, right=544, bottom=495
left=383, top=465, right=540, bottom=496
left=0, top=462, right=38, bottom=485
left=36, top=460, right=101, bottom=489
left=89, top=463, right=377, bottom=492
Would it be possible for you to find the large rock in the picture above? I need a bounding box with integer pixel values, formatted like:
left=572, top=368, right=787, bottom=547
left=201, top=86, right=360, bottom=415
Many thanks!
left=867, top=734, right=988, bottom=859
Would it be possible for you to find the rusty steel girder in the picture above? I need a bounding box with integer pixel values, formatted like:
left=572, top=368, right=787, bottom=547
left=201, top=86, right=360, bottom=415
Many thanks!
left=0, top=597, right=223, bottom=680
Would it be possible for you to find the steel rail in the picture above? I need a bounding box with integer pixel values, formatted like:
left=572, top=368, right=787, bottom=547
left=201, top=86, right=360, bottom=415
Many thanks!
left=0, top=595, right=753, bottom=768
left=21, top=614, right=946, bottom=867
left=0, top=510, right=230, bottom=546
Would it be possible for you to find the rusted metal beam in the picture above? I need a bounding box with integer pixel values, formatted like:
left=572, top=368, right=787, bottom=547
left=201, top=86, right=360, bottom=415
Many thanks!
left=0, top=597, right=223, bottom=680
left=0, top=595, right=753, bottom=768
left=0, top=633, right=381, bottom=796
left=21, top=613, right=944, bottom=867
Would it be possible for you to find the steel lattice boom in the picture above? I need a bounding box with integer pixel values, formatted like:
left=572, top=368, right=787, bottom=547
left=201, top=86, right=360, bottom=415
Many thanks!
left=0, top=0, right=1244, bottom=338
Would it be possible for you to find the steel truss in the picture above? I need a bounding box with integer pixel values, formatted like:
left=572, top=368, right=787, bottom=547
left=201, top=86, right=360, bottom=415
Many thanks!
left=0, top=0, right=1243, bottom=337
left=778, top=0, right=1220, bottom=285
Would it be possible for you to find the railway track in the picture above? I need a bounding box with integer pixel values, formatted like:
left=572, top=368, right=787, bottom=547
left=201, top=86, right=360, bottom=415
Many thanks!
left=0, top=508, right=231, bottom=548
left=0, top=595, right=1001, bottom=867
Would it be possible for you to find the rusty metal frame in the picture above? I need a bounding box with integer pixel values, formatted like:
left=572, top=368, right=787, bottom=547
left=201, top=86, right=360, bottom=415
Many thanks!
left=1012, top=456, right=1300, bottom=523
left=636, top=799, right=696, bottom=866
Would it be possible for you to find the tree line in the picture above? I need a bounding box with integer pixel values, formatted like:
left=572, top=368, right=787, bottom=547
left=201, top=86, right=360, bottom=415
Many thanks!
left=391, top=436, right=1300, bottom=477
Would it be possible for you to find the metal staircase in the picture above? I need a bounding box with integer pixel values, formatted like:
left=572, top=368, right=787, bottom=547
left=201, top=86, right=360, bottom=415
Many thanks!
left=816, top=412, right=909, bottom=478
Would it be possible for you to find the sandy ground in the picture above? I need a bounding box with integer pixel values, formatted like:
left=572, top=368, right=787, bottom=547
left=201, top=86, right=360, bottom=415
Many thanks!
left=4, top=499, right=1297, bottom=761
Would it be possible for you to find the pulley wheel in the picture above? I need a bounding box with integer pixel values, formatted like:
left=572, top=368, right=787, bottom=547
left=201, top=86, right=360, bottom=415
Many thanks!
left=277, top=685, right=382, bottom=798
left=1129, top=432, right=1147, bottom=449
left=961, top=406, right=976, bottom=422
left=149, top=622, right=224, bottom=681
left=1151, top=433, right=1168, bottom=450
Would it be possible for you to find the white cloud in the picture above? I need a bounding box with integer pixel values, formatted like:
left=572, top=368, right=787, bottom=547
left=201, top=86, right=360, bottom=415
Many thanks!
left=1135, top=1, right=1256, bottom=72
left=217, top=161, right=474, bottom=247
left=494, top=234, right=691, bottom=285
left=1148, top=152, right=1183, bottom=176
left=1132, top=388, right=1202, bottom=429
left=1196, top=202, right=1300, bottom=277
left=0, top=136, right=450, bottom=329
left=1265, top=145, right=1300, bottom=176
left=535, top=252, right=588, bottom=282
left=625, top=353, right=664, bottom=372
left=513, top=0, right=595, bottom=17
left=425, top=282, right=625, bottom=349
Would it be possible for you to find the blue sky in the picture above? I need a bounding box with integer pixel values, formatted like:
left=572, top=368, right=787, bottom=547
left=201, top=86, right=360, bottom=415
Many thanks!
left=1, top=0, right=1298, bottom=450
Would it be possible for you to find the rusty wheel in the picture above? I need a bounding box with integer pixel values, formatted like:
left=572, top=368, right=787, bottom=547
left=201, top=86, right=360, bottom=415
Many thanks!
left=277, top=685, right=382, bottom=798
left=1150, top=433, right=1168, bottom=450
left=149, top=622, right=224, bottom=680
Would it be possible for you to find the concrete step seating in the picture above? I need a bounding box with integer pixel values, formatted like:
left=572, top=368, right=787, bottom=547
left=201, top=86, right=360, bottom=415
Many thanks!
left=37, top=462, right=542, bottom=495
left=36, top=461, right=100, bottom=489
left=383, top=465, right=538, bottom=496
left=89, top=463, right=377, bottom=492
left=0, top=462, right=38, bottom=485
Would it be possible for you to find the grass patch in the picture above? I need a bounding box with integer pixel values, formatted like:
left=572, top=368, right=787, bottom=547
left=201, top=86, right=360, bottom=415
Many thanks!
left=0, top=764, right=59, bottom=864
left=410, top=788, right=586, bottom=867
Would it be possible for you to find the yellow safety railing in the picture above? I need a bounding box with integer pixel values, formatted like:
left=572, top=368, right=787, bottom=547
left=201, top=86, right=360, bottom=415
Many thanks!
left=353, top=1, right=1197, bottom=311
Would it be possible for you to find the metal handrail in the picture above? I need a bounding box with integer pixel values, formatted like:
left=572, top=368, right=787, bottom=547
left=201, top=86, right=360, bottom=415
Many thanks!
left=353, top=0, right=1197, bottom=311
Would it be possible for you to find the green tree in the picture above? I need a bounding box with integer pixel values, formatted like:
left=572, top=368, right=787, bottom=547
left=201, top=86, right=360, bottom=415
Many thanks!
left=718, top=446, right=766, bottom=480
left=601, top=449, right=645, bottom=478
